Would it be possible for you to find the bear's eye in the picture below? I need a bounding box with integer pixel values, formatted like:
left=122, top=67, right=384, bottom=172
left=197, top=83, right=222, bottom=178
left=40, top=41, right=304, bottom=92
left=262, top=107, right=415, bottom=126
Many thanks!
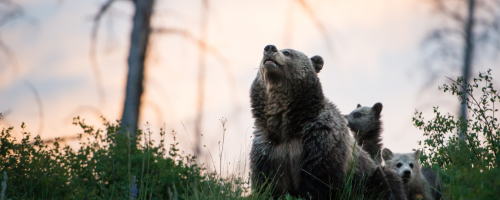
left=396, top=163, right=402, bottom=168
left=409, top=163, right=414, bottom=168
left=283, top=51, right=290, bottom=56
left=353, top=112, right=362, bottom=118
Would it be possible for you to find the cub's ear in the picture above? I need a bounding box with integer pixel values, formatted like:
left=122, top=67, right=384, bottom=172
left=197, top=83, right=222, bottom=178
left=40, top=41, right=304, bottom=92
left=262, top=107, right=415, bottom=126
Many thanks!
left=382, top=148, right=394, bottom=161
left=357, top=104, right=362, bottom=108
left=414, top=149, right=421, bottom=160
left=310, top=55, right=324, bottom=73
left=372, top=102, right=383, bottom=116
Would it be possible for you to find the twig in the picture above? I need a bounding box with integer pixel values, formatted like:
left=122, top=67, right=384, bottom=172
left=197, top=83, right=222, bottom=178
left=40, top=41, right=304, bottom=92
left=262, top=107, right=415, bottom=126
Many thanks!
left=433, top=0, right=465, bottom=22
left=446, top=76, right=498, bottom=158
left=295, top=0, right=334, bottom=53
left=63, top=105, right=103, bottom=123
left=0, top=39, right=19, bottom=76
left=301, top=169, right=331, bottom=189
left=0, top=0, right=24, bottom=28
left=89, top=0, right=116, bottom=108
left=24, top=80, right=44, bottom=136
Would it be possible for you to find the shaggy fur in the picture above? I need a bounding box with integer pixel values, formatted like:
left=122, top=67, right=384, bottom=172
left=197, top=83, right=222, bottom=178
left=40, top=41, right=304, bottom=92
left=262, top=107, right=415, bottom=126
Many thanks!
left=249, top=45, right=406, bottom=199
left=421, top=165, right=442, bottom=200
left=383, top=149, right=437, bottom=200
left=345, top=103, right=384, bottom=164
left=345, top=103, right=441, bottom=200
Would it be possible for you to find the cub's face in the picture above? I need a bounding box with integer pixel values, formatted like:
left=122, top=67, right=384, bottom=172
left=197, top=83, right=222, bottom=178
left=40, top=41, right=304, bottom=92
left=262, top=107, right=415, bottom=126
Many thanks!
left=259, top=45, right=323, bottom=88
left=383, top=148, right=421, bottom=184
left=345, top=103, right=382, bottom=134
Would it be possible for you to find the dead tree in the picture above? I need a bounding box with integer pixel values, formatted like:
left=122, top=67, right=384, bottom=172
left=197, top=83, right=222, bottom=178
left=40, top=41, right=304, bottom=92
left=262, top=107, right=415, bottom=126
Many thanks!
left=194, top=0, right=209, bottom=156
left=461, top=0, right=475, bottom=140
left=90, top=0, right=154, bottom=136
left=425, top=0, right=500, bottom=140
left=121, top=0, right=154, bottom=137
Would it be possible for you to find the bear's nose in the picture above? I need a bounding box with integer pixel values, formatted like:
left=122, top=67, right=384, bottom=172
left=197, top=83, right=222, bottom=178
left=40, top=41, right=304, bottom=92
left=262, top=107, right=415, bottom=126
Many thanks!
left=264, top=45, right=278, bottom=53
left=403, top=170, right=411, bottom=176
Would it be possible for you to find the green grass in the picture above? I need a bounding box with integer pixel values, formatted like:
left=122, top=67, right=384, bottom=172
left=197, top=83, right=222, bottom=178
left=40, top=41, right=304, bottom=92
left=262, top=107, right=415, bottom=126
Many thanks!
left=0, top=116, right=390, bottom=200
left=0, top=117, right=254, bottom=200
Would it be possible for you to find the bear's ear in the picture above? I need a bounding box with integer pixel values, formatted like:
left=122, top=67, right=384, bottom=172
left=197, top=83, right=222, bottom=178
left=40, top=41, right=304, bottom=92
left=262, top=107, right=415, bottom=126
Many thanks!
left=357, top=104, right=362, bottom=108
left=414, top=149, right=421, bottom=160
left=382, top=148, right=394, bottom=161
left=310, top=55, right=324, bottom=73
left=372, top=102, right=383, bottom=116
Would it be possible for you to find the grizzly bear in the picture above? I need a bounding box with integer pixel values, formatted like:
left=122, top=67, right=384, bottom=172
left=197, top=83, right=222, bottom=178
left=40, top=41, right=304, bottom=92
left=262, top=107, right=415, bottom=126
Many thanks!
left=383, top=149, right=442, bottom=200
left=345, top=103, right=384, bottom=164
left=249, top=45, right=406, bottom=199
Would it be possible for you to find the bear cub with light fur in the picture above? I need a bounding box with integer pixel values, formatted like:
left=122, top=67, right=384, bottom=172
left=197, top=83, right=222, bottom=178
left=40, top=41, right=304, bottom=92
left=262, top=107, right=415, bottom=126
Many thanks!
left=249, top=45, right=406, bottom=199
left=383, top=149, right=436, bottom=200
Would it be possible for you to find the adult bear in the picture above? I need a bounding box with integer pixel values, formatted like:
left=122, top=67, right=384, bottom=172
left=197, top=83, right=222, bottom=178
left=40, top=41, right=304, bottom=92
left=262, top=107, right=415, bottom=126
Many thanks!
left=249, top=45, right=405, bottom=199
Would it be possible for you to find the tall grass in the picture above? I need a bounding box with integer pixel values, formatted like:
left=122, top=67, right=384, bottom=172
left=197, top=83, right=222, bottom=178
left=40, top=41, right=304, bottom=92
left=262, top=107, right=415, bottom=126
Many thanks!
left=0, top=116, right=394, bottom=199
left=0, top=117, right=252, bottom=199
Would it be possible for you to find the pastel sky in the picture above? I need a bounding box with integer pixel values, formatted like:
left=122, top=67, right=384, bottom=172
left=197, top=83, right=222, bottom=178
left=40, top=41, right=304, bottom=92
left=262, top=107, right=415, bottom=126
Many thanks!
left=0, top=0, right=497, bottom=174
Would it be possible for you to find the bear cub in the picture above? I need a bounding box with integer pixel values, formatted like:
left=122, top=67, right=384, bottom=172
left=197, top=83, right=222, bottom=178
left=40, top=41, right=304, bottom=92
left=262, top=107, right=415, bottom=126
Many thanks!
left=383, top=149, right=441, bottom=200
left=345, top=103, right=441, bottom=200
left=345, top=103, right=384, bottom=163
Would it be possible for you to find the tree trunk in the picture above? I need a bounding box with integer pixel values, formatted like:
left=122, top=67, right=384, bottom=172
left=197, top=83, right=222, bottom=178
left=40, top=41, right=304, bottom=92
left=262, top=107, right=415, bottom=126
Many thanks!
left=121, top=0, right=154, bottom=137
left=194, top=0, right=209, bottom=156
left=460, top=0, right=475, bottom=140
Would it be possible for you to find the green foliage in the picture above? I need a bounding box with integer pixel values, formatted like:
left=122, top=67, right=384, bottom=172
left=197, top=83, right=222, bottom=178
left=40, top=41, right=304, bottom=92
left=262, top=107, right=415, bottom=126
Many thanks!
left=0, top=117, right=250, bottom=199
left=413, top=69, right=500, bottom=199
left=0, top=115, right=392, bottom=200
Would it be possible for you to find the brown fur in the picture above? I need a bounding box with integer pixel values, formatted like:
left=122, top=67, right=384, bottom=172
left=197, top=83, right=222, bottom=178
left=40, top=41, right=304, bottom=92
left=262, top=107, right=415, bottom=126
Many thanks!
left=421, top=167, right=442, bottom=200
left=345, top=103, right=384, bottom=164
left=250, top=45, right=406, bottom=199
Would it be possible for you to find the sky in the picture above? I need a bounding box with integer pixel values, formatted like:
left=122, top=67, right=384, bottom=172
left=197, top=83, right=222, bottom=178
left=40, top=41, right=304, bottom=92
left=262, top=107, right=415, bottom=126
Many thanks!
left=0, top=0, right=498, bottom=174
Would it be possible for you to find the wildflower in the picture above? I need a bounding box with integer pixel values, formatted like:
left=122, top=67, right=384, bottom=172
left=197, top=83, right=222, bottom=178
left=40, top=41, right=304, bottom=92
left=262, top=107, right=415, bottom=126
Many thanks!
left=130, top=176, right=138, bottom=200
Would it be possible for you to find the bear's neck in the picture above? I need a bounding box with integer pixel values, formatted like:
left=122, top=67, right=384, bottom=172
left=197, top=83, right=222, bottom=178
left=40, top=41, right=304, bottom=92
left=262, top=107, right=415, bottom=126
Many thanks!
left=263, top=79, right=325, bottom=143
left=406, top=173, right=427, bottom=198
left=352, top=120, right=383, bottom=161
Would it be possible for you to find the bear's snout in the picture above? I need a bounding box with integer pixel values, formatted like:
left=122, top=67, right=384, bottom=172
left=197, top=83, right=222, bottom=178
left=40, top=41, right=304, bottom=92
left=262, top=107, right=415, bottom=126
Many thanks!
left=264, top=45, right=278, bottom=54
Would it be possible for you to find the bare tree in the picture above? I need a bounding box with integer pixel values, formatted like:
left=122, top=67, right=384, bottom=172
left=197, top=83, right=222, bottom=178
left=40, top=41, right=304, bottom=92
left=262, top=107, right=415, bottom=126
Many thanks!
left=461, top=0, right=475, bottom=140
left=93, top=0, right=154, bottom=137
left=90, top=0, right=155, bottom=136
left=425, top=0, right=500, bottom=139
left=194, top=0, right=209, bottom=156
left=90, top=0, right=237, bottom=144
left=121, top=0, right=154, bottom=136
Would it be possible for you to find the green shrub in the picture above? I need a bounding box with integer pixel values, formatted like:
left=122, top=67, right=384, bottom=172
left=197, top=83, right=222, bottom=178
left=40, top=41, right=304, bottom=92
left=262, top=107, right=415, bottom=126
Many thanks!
left=413, top=69, right=500, bottom=199
left=0, top=117, right=392, bottom=199
left=0, top=117, right=249, bottom=199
